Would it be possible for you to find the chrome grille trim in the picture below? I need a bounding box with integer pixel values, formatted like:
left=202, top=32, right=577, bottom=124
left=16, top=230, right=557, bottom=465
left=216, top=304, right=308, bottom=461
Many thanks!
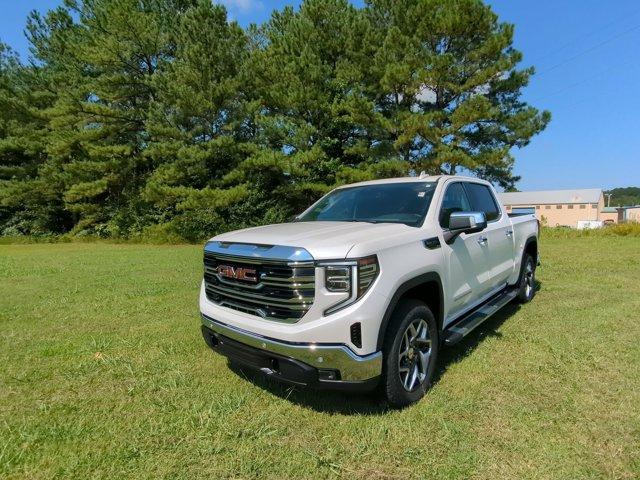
left=208, top=253, right=314, bottom=267
left=204, top=241, right=314, bottom=265
left=205, top=284, right=312, bottom=308
left=203, top=244, right=315, bottom=323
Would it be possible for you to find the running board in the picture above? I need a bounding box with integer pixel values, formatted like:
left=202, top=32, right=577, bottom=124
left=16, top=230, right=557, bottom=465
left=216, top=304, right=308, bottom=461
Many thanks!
left=442, top=289, right=518, bottom=346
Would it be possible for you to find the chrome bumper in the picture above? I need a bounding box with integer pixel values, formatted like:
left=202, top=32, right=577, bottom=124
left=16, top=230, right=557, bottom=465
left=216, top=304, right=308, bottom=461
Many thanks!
left=201, top=315, right=382, bottom=382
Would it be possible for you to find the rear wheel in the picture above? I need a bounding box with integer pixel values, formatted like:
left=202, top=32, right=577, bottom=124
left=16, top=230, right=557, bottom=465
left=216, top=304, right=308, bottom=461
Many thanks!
left=516, top=253, right=536, bottom=303
left=381, top=299, right=438, bottom=408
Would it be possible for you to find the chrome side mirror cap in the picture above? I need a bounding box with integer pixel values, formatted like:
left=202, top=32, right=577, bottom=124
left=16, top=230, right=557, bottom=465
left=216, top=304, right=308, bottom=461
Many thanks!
left=444, top=211, right=487, bottom=243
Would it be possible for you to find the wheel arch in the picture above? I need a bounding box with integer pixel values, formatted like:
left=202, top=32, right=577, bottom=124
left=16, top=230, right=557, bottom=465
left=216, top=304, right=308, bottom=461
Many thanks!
left=376, top=272, right=444, bottom=351
left=512, top=235, right=538, bottom=287
left=524, top=235, right=538, bottom=261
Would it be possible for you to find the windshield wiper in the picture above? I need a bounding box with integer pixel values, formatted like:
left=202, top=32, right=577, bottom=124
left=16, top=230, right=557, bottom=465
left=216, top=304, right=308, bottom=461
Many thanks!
left=343, top=219, right=392, bottom=224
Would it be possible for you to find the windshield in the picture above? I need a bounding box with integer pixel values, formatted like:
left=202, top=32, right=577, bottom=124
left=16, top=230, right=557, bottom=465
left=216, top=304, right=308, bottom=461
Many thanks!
left=296, top=182, right=437, bottom=227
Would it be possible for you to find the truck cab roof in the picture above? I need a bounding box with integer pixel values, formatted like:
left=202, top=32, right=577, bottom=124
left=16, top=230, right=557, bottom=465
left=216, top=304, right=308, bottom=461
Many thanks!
left=334, top=174, right=487, bottom=190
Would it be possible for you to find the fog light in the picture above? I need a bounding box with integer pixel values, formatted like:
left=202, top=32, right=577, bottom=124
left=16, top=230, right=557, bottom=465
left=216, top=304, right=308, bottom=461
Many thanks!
left=270, top=358, right=280, bottom=373
left=318, top=369, right=341, bottom=381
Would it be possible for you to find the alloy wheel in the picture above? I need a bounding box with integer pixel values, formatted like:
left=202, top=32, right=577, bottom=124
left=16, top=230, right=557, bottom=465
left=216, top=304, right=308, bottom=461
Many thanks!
left=398, top=318, right=432, bottom=392
left=524, top=259, right=535, bottom=298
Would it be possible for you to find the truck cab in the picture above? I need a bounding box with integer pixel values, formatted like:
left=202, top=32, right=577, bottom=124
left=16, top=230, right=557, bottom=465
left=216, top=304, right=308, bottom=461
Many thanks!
left=200, top=175, right=539, bottom=407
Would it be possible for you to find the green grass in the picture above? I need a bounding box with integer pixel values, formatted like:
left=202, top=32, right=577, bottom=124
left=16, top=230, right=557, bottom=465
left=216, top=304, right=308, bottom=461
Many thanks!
left=1, top=238, right=639, bottom=479
left=541, top=222, right=640, bottom=239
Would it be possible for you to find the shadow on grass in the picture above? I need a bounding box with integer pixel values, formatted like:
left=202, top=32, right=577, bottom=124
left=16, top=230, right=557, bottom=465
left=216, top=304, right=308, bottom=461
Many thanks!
left=228, top=281, right=541, bottom=415
left=228, top=362, right=389, bottom=415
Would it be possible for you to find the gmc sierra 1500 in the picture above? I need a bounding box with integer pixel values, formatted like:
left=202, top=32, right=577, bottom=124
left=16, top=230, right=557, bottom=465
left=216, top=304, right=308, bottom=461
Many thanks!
left=200, top=175, right=539, bottom=407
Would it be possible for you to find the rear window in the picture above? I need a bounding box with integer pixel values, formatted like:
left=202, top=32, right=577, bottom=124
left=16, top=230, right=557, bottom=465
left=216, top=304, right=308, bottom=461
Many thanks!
left=464, top=183, right=501, bottom=222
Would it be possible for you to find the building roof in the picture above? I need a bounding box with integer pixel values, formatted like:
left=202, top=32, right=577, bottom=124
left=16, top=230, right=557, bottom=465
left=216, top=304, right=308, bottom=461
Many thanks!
left=499, top=189, right=602, bottom=206
left=602, top=207, right=619, bottom=213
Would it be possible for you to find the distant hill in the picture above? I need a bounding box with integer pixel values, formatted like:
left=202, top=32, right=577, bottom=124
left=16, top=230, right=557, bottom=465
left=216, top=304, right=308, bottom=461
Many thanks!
left=605, top=187, right=640, bottom=207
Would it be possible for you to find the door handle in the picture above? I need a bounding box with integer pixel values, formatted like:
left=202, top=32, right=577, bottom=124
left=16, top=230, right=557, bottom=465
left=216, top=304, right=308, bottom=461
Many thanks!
left=477, top=236, right=488, bottom=246
left=506, top=230, right=513, bottom=237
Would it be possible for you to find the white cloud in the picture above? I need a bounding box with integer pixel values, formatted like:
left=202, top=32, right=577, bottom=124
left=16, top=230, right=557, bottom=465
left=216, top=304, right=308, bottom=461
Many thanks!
left=216, top=0, right=264, bottom=13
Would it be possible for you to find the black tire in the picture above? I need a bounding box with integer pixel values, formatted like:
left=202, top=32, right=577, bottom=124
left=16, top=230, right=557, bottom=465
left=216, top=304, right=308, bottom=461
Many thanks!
left=516, top=253, right=536, bottom=303
left=381, top=299, right=439, bottom=408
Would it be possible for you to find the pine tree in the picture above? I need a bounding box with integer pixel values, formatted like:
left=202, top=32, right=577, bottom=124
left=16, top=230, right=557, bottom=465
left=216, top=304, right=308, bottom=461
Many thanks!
left=0, top=42, right=66, bottom=234
left=235, top=0, right=405, bottom=220
left=0, top=0, right=550, bottom=239
left=31, top=0, right=194, bottom=235
left=366, top=0, right=550, bottom=188
left=143, top=1, right=251, bottom=240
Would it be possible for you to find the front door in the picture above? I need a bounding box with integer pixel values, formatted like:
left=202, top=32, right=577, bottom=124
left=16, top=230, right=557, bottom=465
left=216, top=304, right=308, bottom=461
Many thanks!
left=438, top=182, right=491, bottom=321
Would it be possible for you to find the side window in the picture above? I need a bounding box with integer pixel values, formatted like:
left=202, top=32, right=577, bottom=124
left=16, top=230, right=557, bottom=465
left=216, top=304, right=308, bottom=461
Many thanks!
left=464, top=183, right=501, bottom=222
left=439, top=183, right=472, bottom=228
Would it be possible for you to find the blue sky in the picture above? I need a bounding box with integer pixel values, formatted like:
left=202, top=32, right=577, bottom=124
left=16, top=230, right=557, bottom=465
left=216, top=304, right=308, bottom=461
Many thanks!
left=2, top=0, right=639, bottom=191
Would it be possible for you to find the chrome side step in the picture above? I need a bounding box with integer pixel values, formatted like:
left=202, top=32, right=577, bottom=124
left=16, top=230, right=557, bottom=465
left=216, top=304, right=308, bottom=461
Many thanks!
left=442, top=289, right=518, bottom=346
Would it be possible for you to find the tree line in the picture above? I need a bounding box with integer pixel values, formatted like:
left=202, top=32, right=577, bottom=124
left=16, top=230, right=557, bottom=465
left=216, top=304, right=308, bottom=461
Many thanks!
left=605, top=187, right=640, bottom=207
left=0, top=0, right=550, bottom=241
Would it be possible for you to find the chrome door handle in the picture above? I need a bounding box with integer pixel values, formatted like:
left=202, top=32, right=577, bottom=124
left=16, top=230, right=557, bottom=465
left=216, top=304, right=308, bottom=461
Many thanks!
left=506, top=230, right=513, bottom=237
left=477, top=236, right=488, bottom=246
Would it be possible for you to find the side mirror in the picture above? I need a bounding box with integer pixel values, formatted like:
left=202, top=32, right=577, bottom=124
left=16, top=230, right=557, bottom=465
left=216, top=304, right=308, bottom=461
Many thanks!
left=444, top=211, right=487, bottom=243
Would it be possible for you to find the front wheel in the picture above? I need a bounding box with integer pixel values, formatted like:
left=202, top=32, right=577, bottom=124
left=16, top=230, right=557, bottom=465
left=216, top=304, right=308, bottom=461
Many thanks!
left=381, top=299, right=439, bottom=408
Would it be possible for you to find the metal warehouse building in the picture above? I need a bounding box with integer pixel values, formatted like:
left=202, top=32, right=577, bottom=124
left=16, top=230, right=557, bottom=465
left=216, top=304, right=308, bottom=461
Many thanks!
left=498, top=189, right=618, bottom=227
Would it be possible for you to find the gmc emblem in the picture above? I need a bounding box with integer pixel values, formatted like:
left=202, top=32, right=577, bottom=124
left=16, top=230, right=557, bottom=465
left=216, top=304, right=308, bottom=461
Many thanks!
left=216, top=265, right=258, bottom=283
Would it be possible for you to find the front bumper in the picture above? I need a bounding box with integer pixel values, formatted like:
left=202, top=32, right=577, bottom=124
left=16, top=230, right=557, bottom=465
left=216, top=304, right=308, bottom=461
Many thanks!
left=201, top=314, right=381, bottom=391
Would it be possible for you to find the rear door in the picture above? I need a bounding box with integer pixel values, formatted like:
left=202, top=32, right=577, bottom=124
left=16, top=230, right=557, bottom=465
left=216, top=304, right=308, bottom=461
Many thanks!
left=438, top=182, right=491, bottom=320
left=463, top=182, right=515, bottom=290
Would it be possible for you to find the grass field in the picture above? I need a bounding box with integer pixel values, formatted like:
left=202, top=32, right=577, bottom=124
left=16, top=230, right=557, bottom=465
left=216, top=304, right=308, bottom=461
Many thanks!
left=1, top=237, right=639, bottom=479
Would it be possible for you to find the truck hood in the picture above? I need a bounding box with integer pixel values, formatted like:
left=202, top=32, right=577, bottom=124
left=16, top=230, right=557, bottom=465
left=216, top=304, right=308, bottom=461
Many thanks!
left=212, top=221, right=412, bottom=259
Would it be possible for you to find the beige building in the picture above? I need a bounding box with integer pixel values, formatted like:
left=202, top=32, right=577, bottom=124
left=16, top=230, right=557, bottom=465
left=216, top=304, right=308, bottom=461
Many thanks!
left=600, top=207, right=620, bottom=224
left=499, top=189, right=609, bottom=228
left=625, top=207, right=640, bottom=222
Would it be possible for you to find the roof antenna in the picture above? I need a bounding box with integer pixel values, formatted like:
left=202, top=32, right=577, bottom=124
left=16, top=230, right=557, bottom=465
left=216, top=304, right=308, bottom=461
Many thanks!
left=419, top=170, right=428, bottom=179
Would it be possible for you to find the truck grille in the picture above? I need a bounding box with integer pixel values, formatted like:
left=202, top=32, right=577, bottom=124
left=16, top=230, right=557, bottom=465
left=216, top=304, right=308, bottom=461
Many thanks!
left=203, top=252, right=315, bottom=323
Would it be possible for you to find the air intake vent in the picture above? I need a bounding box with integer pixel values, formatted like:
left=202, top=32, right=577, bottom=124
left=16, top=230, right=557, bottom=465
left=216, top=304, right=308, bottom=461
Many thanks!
left=350, top=322, right=362, bottom=348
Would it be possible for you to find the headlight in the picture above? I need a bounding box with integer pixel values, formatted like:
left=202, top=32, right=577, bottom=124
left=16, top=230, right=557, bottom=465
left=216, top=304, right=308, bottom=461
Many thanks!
left=357, top=256, right=378, bottom=296
left=325, top=265, right=351, bottom=292
left=320, top=255, right=379, bottom=315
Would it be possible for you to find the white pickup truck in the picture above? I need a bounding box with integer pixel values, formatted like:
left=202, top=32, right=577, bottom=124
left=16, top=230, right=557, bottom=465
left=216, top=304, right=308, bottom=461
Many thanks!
left=200, top=175, right=539, bottom=407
